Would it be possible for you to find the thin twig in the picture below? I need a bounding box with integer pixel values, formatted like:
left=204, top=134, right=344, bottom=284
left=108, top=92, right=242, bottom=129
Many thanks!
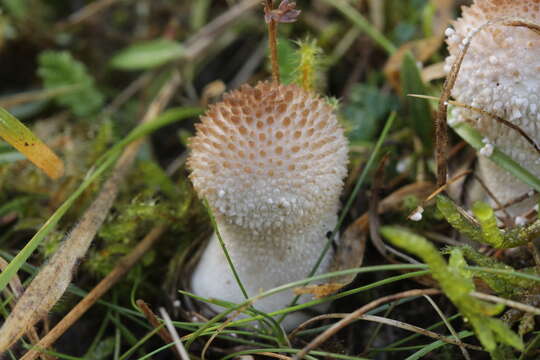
left=294, top=289, right=441, bottom=359
left=470, top=292, right=540, bottom=316
left=423, top=295, right=471, bottom=360
left=0, top=258, right=55, bottom=360
left=289, top=312, right=482, bottom=352
left=407, top=170, right=472, bottom=221
left=20, top=226, right=167, bottom=360
left=137, top=299, right=182, bottom=360
left=495, top=190, right=537, bottom=212
left=265, top=0, right=280, bottom=83
left=0, top=85, right=81, bottom=109
left=57, top=0, right=125, bottom=28
left=184, top=0, right=261, bottom=61
left=200, top=302, right=253, bottom=360
left=7, top=72, right=181, bottom=358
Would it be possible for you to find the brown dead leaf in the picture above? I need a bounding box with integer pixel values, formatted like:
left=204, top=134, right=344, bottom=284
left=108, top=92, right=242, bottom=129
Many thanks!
left=200, top=80, right=226, bottom=107
left=305, top=182, right=437, bottom=298
left=379, top=181, right=437, bottom=213
left=293, top=283, right=346, bottom=299
left=421, top=62, right=446, bottom=83
left=384, top=36, right=444, bottom=91
left=430, top=0, right=454, bottom=38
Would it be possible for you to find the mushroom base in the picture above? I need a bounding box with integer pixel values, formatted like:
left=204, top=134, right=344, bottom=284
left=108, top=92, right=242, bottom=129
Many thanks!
left=190, top=213, right=337, bottom=330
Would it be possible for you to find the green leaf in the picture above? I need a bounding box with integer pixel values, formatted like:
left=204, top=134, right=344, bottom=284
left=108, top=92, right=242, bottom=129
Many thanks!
left=472, top=201, right=504, bottom=247
left=401, top=52, right=433, bottom=152
left=276, top=37, right=299, bottom=85
left=110, top=38, right=185, bottom=70
left=1, top=0, right=28, bottom=19
left=85, top=337, right=115, bottom=360
left=451, top=121, right=540, bottom=193
left=37, top=51, right=104, bottom=117
left=342, top=84, right=398, bottom=142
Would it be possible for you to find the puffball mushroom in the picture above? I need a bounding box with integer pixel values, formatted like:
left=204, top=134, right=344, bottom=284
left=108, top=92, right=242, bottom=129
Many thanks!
left=445, top=0, right=540, bottom=215
left=187, top=81, right=348, bottom=328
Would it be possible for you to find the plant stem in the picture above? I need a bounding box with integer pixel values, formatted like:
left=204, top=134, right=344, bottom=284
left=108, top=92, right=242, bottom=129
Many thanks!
left=265, top=0, right=280, bottom=83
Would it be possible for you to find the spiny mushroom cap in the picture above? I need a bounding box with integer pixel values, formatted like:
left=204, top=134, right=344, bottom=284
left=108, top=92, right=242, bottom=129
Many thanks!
left=445, top=0, right=540, bottom=176
left=188, top=81, right=348, bottom=232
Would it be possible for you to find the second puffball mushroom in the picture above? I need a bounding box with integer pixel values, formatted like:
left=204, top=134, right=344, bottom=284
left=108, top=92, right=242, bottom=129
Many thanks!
left=445, top=0, right=540, bottom=215
left=187, top=81, right=348, bottom=328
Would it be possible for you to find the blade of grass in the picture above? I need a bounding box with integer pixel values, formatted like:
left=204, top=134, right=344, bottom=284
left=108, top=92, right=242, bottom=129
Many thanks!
left=277, top=111, right=396, bottom=325
left=222, top=347, right=369, bottom=360
left=451, top=121, right=540, bottom=192
left=203, top=200, right=289, bottom=344
left=319, top=0, right=396, bottom=54
left=203, top=200, right=248, bottom=299
left=405, top=331, right=475, bottom=360
left=0, top=107, right=64, bottom=179
left=0, top=107, right=201, bottom=293
left=183, top=264, right=428, bottom=345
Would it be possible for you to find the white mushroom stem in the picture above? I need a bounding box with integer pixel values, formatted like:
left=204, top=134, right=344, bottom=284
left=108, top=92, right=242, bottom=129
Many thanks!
left=187, top=81, right=348, bottom=328
left=445, top=0, right=540, bottom=215
left=192, top=213, right=337, bottom=327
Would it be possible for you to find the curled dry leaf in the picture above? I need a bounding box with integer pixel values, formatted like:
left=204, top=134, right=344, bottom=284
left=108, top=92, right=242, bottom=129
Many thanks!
left=384, top=0, right=454, bottom=89
left=293, top=283, right=346, bottom=299
left=384, top=37, right=443, bottom=91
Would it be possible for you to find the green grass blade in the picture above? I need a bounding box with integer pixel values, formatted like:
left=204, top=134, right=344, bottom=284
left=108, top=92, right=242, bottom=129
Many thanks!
left=319, top=0, right=396, bottom=54
left=452, top=121, right=540, bottom=192
left=0, top=107, right=202, bottom=292
left=405, top=331, right=475, bottom=360
left=277, top=111, right=396, bottom=325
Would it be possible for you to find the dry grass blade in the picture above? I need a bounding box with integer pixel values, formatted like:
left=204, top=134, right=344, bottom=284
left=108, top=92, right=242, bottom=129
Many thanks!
left=470, top=292, right=540, bottom=316
left=258, top=352, right=293, bottom=360
left=0, top=258, right=55, bottom=360
left=0, top=72, right=181, bottom=355
left=423, top=294, right=471, bottom=360
left=289, top=312, right=482, bottom=352
left=200, top=302, right=253, bottom=360
left=368, top=154, right=389, bottom=257
left=0, top=85, right=80, bottom=109
left=407, top=170, right=471, bottom=221
left=294, top=289, right=440, bottom=360
left=450, top=101, right=540, bottom=156
left=360, top=315, right=482, bottom=351
left=495, top=191, right=537, bottom=212
left=412, top=93, right=540, bottom=156
left=18, top=228, right=168, bottom=360
left=58, top=0, right=123, bottom=28
left=184, top=0, right=261, bottom=61
left=137, top=299, right=182, bottom=360
left=159, top=308, right=190, bottom=360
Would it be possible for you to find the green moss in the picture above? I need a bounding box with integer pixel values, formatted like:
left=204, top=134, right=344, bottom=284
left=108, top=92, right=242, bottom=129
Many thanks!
left=381, top=226, right=524, bottom=354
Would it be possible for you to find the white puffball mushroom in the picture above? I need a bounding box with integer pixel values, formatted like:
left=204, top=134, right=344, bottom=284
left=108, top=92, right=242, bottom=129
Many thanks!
left=445, top=0, right=540, bottom=215
left=187, top=81, right=348, bottom=328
